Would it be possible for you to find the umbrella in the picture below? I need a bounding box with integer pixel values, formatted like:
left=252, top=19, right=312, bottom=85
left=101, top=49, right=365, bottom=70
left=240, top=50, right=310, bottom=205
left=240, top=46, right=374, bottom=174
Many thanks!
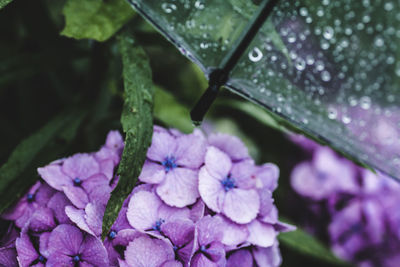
left=127, top=0, right=400, bottom=179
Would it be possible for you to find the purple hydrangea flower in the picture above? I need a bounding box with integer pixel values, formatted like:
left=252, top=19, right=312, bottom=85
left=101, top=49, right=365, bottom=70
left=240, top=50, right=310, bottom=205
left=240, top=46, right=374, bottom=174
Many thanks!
left=47, top=192, right=72, bottom=225
left=190, top=215, right=226, bottom=266
left=65, top=203, right=104, bottom=237
left=291, top=147, right=358, bottom=200
left=126, top=191, right=190, bottom=235
left=226, top=241, right=282, bottom=267
left=118, top=234, right=180, bottom=267
left=0, top=223, right=19, bottom=267
left=139, top=129, right=207, bottom=207
left=2, top=182, right=55, bottom=228
left=16, top=231, right=50, bottom=267
left=38, top=153, right=111, bottom=208
left=46, top=224, right=108, bottom=266
left=199, top=146, right=260, bottom=224
left=208, top=133, right=250, bottom=162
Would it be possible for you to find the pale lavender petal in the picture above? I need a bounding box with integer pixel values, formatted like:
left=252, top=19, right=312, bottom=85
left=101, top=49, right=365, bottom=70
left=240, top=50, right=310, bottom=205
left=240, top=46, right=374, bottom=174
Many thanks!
left=35, top=183, right=56, bottom=206
left=156, top=168, right=199, bottom=207
left=139, top=161, right=166, bottom=184
left=274, top=221, right=296, bottom=233
left=190, top=200, right=205, bottom=222
left=127, top=191, right=160, bottom=231
left=198, top=167, right=225, bottom=213
left=95, top=147, right=120, bottom=165
left=45, top=253, right=72, bottom=267
left=39, top=232, right=51, bottom=258
left=204, top=147, right=231, bottom=179
left=15, top=207, right=34, bottom=229
left=112, top=229, right=142, bottom=247
left=62, top=153, right=100, bottom=180
left=111, top=207, right=131, bottom=232
left=28, top=207, right=56, bottom=232
left=162, top=260, right=183, bottom=267
left=16, top=233, right=38, bottom=267
left=118, top=259, right=130, bottom=267
left=147, top=131, right=177, bottom=162
left=62, top=185, right=89, bottom=209
left=84, top=203, right=104, bottom=236
left=1, top=200, right=27, bottom=221
left=192, top=242, right=226, bottom=266
left=260, top=206, right=278, bottom=224
left=247, top=220, right=276, bottom=247
left=254, top=163, right=280, bottom=191
left=105, top=130, right=124, bottom=151
left=191, top=253, right=218, bottom=267
left=99, top=158, right=115, bottom=180
left=79, top=234, right=109, bottom=266
left=223, top=189, right=260, bottom=224
left=47, top=192, right=72, bottom=224
left=227, top=249, right=253, bottom=267
left=82, top=174, right=110, bottom=206
left=158, top=205, right=191, bottom=225
left=258, top=190, right=274, bottom=218
left=208, top=133, right=249, bottom=162
left=174, top=133, right=206, bottom=168
left=230, top=160, right=257, bottom=189
left=196, top=215, right=224, bottom=245
left=37, top=165, right=69, bottom=190
left=217, top=215, right=248, bottom=247
left=125, top=235, right=175, bottom=267
left=48, top=224, right=83, bottom=256
left=65, top=206, right=94, bottom=236
left=253, top=241, right=282, bottom=267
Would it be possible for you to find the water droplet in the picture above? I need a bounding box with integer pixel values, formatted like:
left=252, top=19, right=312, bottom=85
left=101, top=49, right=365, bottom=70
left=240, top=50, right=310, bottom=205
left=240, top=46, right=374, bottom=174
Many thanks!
left=323, top=26, right=334, bottom=40
left=360, top=96, right=371, bottom=109
left=395, top=62, right=400, bottom=77
left=328, top=107, right=337, bottom=119
left=299, top=7, right=308, bottom=16
left=161, top=3, right=177, bottom=13
left=342, top=115, right=352, bottom=124
left=248, top=47, right=263, bottom=62
left=287, top=33, right=296, bottom=43
left=384, top=2, right=394, bottom=11
left=200, top=42, right=209, bottom=49
left=295, top=58, right=306, bottom=71
left=194, top=0, right=205, bottom=9
left=306, top=55, right=315, bottom=65
left=348, top=96, right=358, bottom=106
left=321, top=70, right=331, bottom=82
left=374, top=37, right=384, bottom=47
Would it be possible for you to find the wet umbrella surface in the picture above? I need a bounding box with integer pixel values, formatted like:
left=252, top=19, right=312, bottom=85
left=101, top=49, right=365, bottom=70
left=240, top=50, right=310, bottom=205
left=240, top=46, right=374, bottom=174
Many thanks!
left=127, top=0, right=400, bottom=179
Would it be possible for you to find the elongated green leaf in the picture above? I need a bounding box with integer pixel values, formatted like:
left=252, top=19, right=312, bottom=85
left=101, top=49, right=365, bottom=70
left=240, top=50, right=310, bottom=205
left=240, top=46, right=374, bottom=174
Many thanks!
left=102, top=32, right=154, bottom=239
left=61, top=0, right=135, bottom=42
left=278, top=220, right=349, bottom=266
left=0, top=0, right=12, bottom=10
left=0, top=110, right=86, bottom=214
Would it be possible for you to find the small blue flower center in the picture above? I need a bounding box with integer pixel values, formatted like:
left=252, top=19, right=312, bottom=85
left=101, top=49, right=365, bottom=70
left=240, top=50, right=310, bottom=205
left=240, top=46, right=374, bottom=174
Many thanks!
left=108, top=230, right=117, bottom=239
left=27, top=193, right=35, bottom=203
left=73, top=255, right=81, bottom=262
left=73, top=177, right=82, bottom=186
left=200, top=245, right=207, bottom=252
left=173, top=245, right=178, bottom=251
left=162, top=157, right=177, bottom=172
left=38, top=255, right=46, bottom=263
left=221, top=175, right=236, bottom=192
left=152, top=219, right=165, bottom=231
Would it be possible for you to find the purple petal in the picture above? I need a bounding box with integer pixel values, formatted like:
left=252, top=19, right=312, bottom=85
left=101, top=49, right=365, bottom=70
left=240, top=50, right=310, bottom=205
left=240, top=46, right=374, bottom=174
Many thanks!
left=204, top=147, right=231, bottom=179
left=247, top=220, right=276, bottom=247
left=0, top=247, right=18, bottom=267
left=28, top=207, right=56, bottom=232
left=62, top=153, right=100, bottom=180
left=161, top=219, right=195, bottom=247
left=198, top=167, right=225, bottom=213
left=44, top=253, right=72, bottom=267
left=82, top=174, right=111, bottom=207
left=254, top=163, right=280, bottom=191
left=127, top=191, right=161, bottom=231
left=37, top=165, right=69, bottom=191
left=192, top=242, right=226, bottom=266
left=196, top=215, right=224, bottom=246
left=79, top=234, right=109, bottom=266
left=39, top=232, right=51, bottom=258
left=48, top=224, right=83, bottom=256
left=230, top=160, right=257, bottom=189
left=223, top=189, right=260, bottom=224
left=62, top=185, right=89, bottom=209
left=190, top=200, right=205, bottom=222
left=260, top=206, right=278, bottom=224
left=99, top=158, right=115, bottom=180
left=258, top=190, right=274, bottom=218
left=16, top=233, right=38, bottom=267
left=158, top=204, right=191, bottom=225
left=161, top=260, right=183, bottom=267
left=147, top=131, right=177, bottom=162
left=125, top=235, right=175, bottom=267
left=227, top=249, right=253, bottom=267
left=174, top=133, right=206, bottom=168
left=208, top=133, right=249, bottom=162
left=84, top=203, right=104, bottom=236
left=139, top=161, right=166, bottom=184
left=118, top=259, right=130, bottom=267
left=35, top=183, right=56, bottom=206
left=105, top=130, right=124, bottom=151
left=252, top=241, right=282, bottom=267
left=217, top=215, right=248, bottom=247
left=156, top=168, right=199, bottom=207
left=65, top=206, right=94, bottom=236
left=112, top=229, right=142, bottom=247
left=47, top=192, right=72, bottom=224
left=110, top=207, right=131, bottom=232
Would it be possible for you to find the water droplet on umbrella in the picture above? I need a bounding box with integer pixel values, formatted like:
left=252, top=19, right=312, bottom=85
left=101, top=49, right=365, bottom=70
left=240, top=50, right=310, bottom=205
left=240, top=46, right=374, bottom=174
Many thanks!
left=295, top=58, right=306, bottom=71
left=328, top=107, right=337, bottom=119
left=342, top=115, right=352, bottom=124
left=194, top=0, right=205, bottom=10
left=321, top=70, right=331, bottom=82
left=161, top=3, right=177, bottom=13
left=323, top=26, right=334, bottom=40
left=360, top=96, right=371, bottom=109
left=248, top=47, right=263, bottom=62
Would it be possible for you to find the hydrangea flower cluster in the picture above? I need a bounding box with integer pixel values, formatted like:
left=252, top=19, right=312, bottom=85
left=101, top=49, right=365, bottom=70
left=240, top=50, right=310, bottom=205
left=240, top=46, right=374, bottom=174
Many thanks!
left=290, top=135, right=400, bottom=267
left=0, top=126, right=293, bottom=267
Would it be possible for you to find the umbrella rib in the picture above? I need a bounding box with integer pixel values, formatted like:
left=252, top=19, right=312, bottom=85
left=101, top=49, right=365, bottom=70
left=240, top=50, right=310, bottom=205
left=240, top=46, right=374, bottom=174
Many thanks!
left=191, top=0, right=281, bottom=124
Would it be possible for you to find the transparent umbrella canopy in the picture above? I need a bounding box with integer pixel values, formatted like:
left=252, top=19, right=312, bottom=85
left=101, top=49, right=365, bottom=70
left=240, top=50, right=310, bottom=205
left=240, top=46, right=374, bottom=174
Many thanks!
left=127, top=0, right=400, bottom=179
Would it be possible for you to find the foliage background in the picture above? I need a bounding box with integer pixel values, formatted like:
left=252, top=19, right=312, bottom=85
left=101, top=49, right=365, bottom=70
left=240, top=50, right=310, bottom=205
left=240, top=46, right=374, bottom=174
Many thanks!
left=0, top=0, right=353, bottom=266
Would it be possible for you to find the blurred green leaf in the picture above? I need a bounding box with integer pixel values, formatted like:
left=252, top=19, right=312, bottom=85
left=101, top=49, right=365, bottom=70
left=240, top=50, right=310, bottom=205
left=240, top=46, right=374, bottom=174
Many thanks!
left=154, top=86, right=194, bottom=133
left=0, top=110, right=86, bottom=214
left=279, top=221, right=350, bottom=266
left=102, top=31, right=154, bottom=239
left=0, top=0, right=12, bottom=10
left=61, top=0, right=135, bottom=42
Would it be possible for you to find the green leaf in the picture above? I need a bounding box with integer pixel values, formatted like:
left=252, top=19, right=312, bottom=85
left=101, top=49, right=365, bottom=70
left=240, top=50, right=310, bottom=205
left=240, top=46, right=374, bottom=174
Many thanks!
left=61, top=0, right=135, bottom=42
left=102, top=31, right=154, bottom=239
left=278, top=220, right=350, bottom=266
left=0, top=0, right=12, bottom=10
left=154, top=86, right=194, bottom=133
left=0, top=110, right=86, bottom=214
